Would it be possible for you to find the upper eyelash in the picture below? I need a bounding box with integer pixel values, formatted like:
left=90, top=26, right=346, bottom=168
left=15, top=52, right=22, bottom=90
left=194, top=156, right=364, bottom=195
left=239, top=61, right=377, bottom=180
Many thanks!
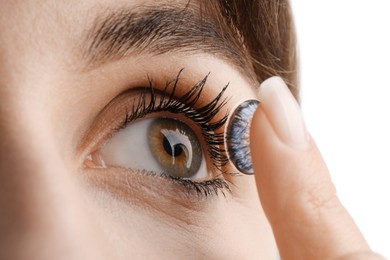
left=122, top=69, right=230, bottom=172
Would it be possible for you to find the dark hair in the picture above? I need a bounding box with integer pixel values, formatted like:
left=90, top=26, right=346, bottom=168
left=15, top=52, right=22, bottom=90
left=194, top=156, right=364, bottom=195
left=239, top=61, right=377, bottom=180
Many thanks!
left=208, top=0, right=298, bottom=100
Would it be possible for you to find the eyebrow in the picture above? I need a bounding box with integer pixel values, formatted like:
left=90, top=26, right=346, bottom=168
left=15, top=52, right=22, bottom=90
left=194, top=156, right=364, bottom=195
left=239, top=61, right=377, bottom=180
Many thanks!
left=82, top=5, right=254, bottom=80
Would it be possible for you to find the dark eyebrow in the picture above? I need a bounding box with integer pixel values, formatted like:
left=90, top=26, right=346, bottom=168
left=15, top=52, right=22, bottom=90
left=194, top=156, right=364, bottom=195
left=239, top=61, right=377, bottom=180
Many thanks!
left=82, top=5, right=255, bottom=81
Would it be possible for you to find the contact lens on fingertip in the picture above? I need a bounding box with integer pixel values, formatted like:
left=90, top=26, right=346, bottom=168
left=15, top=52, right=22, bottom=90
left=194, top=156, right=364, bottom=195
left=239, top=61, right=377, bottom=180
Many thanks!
left=225, top=99, right=259, bottom=175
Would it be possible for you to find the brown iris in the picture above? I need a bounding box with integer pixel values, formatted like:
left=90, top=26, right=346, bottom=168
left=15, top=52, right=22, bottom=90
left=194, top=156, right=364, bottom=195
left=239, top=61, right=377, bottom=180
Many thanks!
left=148, top=118, right=202, bottom=178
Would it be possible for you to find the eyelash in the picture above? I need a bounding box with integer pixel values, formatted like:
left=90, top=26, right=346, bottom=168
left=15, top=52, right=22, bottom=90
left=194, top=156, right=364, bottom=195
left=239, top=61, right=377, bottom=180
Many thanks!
left=119, top=69, right=231, bottom=196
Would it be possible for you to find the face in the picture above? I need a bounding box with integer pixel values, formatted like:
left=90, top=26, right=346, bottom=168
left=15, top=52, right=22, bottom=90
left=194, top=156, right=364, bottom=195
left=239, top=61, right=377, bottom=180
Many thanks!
left=0, top=1, right=277, bottom=259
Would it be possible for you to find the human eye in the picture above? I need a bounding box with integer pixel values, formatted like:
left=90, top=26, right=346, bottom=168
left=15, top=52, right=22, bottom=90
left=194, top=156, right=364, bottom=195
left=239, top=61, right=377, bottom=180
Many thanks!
left=84, top=70, right=231, bottom=197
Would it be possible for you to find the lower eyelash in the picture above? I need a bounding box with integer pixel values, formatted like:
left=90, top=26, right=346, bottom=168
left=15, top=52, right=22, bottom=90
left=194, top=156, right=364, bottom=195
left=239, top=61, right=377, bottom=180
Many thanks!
left=163, top=174, right=231, bottom=197
left=123, top=69, right=230, bottom=172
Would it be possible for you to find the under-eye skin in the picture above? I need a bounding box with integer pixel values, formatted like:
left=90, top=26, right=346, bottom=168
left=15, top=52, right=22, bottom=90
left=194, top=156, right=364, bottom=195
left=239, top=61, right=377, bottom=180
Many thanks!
left=86, top=70, right=233, bottom=197
left=225, top=100, right=259, bottom=175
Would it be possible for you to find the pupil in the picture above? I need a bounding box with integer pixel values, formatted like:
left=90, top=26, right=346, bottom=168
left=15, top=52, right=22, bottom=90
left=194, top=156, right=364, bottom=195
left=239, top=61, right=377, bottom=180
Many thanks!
left=162, top=136, right=183, bottom=157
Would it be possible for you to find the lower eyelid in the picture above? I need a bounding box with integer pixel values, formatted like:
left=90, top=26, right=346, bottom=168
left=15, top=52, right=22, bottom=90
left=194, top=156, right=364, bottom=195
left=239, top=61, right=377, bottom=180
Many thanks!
left=88, top=115, right=231, bottom=196
left=82, top=167, right=228, bottom=215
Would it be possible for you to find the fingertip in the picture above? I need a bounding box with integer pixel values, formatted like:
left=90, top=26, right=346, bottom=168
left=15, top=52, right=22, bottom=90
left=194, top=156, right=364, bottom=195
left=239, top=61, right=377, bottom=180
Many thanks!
left=258, top=76, right=310, bottom=151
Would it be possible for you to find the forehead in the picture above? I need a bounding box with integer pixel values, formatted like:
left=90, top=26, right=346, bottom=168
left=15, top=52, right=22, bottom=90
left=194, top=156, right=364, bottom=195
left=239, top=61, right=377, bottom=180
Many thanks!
left=0, top=0, right=253, bottom=82
left=0, top=1, right=186, bottom=60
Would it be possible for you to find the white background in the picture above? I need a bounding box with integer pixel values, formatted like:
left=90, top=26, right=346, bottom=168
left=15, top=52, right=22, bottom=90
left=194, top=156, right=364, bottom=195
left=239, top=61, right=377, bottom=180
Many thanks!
left=292, top=0, right=390, bottom=258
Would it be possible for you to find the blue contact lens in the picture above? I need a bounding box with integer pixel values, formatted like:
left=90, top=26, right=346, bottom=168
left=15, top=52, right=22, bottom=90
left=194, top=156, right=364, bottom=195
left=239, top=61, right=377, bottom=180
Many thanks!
left=225, top=100, right=259, bottom=175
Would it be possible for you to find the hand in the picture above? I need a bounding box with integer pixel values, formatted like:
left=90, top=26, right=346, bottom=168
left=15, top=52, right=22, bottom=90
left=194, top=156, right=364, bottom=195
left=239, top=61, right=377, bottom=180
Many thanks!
left=250, top=77, right=385, bottom=259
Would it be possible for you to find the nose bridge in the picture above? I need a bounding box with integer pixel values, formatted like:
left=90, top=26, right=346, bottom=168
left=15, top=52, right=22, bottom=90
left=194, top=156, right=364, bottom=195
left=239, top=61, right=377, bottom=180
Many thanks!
left=0, top=118, right=72, bottom=220
left=0, top=108, right=104, bottom=259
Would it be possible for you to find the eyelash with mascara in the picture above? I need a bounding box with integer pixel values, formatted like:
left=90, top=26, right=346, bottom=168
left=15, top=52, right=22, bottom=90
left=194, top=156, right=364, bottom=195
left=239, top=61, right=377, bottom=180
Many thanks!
left=119, top=69, right=232, bottom=196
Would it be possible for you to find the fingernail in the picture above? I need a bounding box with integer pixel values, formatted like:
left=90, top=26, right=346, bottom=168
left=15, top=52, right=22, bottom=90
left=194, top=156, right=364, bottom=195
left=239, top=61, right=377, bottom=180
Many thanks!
left=259, top=77, right=309, bottom=150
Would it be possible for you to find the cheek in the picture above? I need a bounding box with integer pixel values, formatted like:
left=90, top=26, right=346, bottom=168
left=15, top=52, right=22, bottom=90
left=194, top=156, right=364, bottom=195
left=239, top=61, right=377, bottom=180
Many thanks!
left=81, top=172, right=277, bottom=258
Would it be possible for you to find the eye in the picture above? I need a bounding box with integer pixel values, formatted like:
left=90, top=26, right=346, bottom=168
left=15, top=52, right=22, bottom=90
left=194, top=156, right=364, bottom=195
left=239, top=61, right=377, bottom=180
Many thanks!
left=97, top=117, right=208, bottom=180
left=82, top=71, right=232, bottom=196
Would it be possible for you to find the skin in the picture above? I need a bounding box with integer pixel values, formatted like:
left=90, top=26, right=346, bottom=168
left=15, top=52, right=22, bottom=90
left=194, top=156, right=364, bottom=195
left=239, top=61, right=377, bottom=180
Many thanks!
left=0, top=0, right=384, bottom=259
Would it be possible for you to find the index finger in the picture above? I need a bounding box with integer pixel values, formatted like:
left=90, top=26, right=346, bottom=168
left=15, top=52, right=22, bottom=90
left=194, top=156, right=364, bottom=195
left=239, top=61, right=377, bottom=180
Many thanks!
left=250, top=77, right=383, bottom=259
